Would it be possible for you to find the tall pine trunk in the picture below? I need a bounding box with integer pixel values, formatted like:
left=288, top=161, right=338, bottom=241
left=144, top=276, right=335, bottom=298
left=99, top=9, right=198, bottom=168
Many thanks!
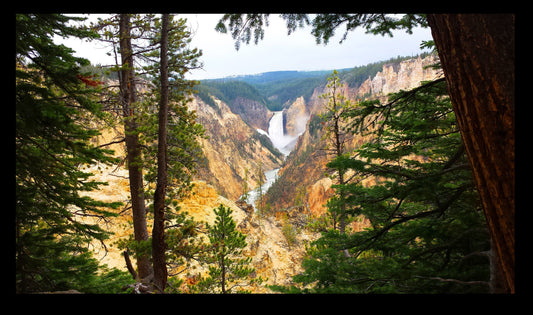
left=152, top=13, right=170, bottom=292
left=119, top=14, right=153, bottom=281
left=426, top=14, right=515, bottom=293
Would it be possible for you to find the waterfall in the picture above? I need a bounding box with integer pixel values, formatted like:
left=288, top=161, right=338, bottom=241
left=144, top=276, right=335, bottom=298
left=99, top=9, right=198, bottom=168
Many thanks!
left=267, top=111, right=298, bottom=156
left=243, top=111, right=299, bottom=209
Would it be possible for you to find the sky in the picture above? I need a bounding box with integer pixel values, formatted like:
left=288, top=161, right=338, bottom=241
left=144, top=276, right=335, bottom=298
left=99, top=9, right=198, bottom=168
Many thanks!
left=58, top=14, right=434, bottom=80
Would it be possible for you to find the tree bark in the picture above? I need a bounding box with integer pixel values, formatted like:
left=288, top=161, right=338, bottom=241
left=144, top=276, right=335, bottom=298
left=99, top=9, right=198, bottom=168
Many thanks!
left=152, top=13, right=170, bottom=292
left=119, top=14, right=153, bottom=281
left=123, top=250, right=138, bottom=280
left=426, top=14, right=515, bottom=293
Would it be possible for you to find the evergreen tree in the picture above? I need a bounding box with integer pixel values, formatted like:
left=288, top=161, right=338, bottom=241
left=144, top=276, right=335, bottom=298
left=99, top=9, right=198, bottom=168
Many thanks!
left=217, top=13, right=514, bottom=293
left=118, top=13, right=153, bottom=282
left=94, top=14, right=205, bottom=291
left=151, top=13, right=171, bottom=292
left=196, top=204, right=264, bottom=293
left=15, top=14, right=128, bottom=293
left=255, top=161, right=265, bottom=215
left=275, top=75, right=490, bottom=294
left=240, top=167, right=250, bottom=202
left=319, top=70, right=352, bottom=236
left=142, top=14, right=205, bottom=292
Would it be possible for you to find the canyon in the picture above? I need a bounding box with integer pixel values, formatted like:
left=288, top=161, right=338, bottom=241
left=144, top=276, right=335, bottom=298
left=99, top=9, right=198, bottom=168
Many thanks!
left=86, top=53, right=442, bottom=292
left=265, top=53, right=442, bottom=217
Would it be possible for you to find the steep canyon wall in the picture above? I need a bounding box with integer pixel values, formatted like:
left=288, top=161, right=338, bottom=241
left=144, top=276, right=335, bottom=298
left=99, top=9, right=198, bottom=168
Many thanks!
left=84, top=54, right=442, bottom=292
left=268, top=54, right=443, bottom=219
left=189, top=95, right=283, bottom=200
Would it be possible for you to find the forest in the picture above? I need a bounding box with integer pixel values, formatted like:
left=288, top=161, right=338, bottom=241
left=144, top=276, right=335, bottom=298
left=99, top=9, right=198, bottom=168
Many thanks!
left=197, top=54, right=430, bottom=112
left=15, top=14, right=514, bottom=294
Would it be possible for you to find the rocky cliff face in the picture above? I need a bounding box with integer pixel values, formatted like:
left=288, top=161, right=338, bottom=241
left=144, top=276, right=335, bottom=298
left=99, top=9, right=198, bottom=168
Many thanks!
left=269, top=54, right=443, bottom=218
left=228, top=96, right=274, bottom=131
left=354, top=54, right=440, bottom=99
left=284, top=96, right=309, bottom=137
left=84, top=54, right=443, bottom=293
left=189, top=95, right=283, bottom=200
left=83, top=165, right=316, bottom=292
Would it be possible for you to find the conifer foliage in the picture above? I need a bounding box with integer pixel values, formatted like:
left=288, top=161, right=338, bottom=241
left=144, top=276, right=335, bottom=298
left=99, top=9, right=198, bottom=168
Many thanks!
left=217, top=14, right=514, bottom=293
left=93, top=14, right=205, bottom=291
left=195, top=204, right=264, bottom=293
left=15, top=14, right=130, bottom=293
left=277, top=73, right=491, bottom=293
left=16, top=13, right=205, bottom=293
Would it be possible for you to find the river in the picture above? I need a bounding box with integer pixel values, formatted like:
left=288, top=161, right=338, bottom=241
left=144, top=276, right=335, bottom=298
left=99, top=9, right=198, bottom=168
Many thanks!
left=241, top=111, right=298, bottom=210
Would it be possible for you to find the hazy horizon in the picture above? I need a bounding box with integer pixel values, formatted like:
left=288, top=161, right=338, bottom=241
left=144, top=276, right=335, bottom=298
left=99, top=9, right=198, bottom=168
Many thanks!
left=56, top=14, right=433, bottom=80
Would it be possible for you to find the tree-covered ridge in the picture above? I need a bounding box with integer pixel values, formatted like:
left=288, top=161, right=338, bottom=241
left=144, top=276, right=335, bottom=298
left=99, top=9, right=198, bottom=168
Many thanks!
left=196, top=80, right=269, bottom=110
left=256, top=76, right=326, bottom=111
left=195, top=53, right=432, bottom=112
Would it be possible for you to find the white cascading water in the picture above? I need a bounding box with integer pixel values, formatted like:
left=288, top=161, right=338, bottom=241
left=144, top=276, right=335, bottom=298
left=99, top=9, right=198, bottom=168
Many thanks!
left=267, top=111, right=297, bottom=156
left=243, top=111, right=299, bottom=210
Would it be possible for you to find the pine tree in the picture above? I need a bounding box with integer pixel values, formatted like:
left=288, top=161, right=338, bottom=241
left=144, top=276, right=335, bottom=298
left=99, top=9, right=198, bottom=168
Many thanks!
left=142, top=14, right=205, bottom=292
left=426, top=14, right=515, bottom=293
left=93, top=14, right=205, bottom=291
left=319, top=70, right=351, bottom=236
left=287, top=76, right=490, bottom=293
left=151, top=13, right=171, bottom=292
left=255, top=161, right=265, bottom=215
left=15, top=14, right=127, bottom=293
left=118, top=13, right=154, bottom=282
left=240, top=167, right=250, bottom=202
left=196, top=204, right=264, bottom=293
left=217, top=13, right=515, bottom=292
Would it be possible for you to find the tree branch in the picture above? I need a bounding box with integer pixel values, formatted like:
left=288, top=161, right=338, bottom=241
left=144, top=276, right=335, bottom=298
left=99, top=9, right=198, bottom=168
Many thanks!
left=347, top=184, right=469, bottom=256
left=123, top=250, right=138, bottom=280
left=414, top=275, right=489, bottom=287
left=97, top=138, right=125, bottom=148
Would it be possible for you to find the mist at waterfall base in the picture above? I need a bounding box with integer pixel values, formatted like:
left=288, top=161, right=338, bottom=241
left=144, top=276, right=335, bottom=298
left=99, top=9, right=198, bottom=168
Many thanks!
left=241, top=111, right=300, bottom=210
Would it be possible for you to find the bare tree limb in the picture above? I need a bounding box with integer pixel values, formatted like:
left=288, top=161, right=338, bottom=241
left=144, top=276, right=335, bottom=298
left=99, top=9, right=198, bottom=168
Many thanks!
left=97, top=138, right=125, bottom=148
left=123, top=250, right=138, bottom=280
left=414, top=275, right=489, bottom=287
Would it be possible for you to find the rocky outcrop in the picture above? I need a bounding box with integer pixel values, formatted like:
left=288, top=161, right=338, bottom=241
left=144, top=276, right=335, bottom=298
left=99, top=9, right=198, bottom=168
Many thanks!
left=83, top=169, right=318, bottom=293
left=229, top=96, right=274, bottom=131
left=306, top=177, right=334, bottom=217
left=190, top=95, right=283, bottom=200
left=268, top=54, right=443, bottom=218
left=355, top=54, right=441, bottom=98
left=284, top=96, right=309, bottom=137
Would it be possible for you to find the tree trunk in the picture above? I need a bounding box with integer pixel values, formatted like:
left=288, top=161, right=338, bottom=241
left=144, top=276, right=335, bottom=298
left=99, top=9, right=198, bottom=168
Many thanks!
left=152, top=13, right=170, bottom=292
left=119, top=14, right=153, bottom=281
left=221, top=255, right=226, bottom=294
left=220, top=214, right=227, bottom=294
left=426, top=14, right=515, bottom=293
left=123, top=250, right=138, bottom=280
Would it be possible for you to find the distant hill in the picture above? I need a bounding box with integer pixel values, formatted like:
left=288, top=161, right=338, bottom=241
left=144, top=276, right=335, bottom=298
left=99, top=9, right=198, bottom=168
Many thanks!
left=196, top=53, right=431, bottom=111
left=200, top=70, right=338, bottom=111
left=204, top=69, right=339, bottom=85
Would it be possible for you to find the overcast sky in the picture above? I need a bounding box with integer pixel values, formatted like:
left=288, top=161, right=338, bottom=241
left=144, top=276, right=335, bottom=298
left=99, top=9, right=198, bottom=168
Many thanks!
left=59, top=14, right=433, bottom=80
